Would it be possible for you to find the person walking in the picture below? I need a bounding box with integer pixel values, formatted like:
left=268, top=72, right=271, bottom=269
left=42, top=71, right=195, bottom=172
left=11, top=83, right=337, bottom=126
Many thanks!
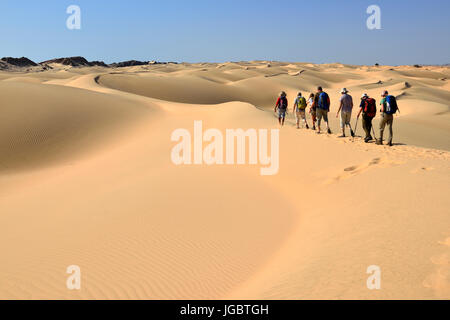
left=307, top=93, right=316, bottom=130
left=377, top=90, right=399, bottom=146
left=336, top=88, right=354, bottom=137
left=315, top=86, right=332, bottom=134
left=293, top=92, right=309, bottom=129
left=274, top=91, right=288, bottom=126
left=356, top=93, right=377, bottom=142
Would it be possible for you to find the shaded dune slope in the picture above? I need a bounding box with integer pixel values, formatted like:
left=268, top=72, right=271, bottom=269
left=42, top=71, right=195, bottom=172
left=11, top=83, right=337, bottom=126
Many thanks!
left=0, top=81, right=152, bottom=172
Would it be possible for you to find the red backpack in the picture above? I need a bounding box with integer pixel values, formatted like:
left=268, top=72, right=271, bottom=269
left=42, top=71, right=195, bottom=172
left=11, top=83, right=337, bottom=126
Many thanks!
left=364, top=98, right=377, bottom=117
left=278, top=96, right=288, bottom=109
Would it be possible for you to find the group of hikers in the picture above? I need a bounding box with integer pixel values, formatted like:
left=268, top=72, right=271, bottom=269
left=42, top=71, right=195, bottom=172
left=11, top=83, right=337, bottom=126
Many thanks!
left=274, top=86, right=400, bottom=146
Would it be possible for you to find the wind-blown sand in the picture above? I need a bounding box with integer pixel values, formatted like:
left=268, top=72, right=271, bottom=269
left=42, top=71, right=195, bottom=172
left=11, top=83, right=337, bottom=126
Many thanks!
left=0, top=61, right=449, bottom=299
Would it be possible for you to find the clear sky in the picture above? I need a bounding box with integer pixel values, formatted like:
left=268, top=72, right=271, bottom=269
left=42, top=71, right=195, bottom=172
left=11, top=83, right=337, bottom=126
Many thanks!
left=0, top=0, right=449, bottom=65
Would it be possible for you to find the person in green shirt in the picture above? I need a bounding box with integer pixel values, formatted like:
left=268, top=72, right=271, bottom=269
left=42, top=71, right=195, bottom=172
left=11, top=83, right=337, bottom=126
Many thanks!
left=293, top=92, right=309, bottom=129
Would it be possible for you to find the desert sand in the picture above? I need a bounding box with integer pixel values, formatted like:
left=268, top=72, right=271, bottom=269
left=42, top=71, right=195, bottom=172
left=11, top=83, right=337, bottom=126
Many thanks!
left=0, top=61, right=449, bottom=299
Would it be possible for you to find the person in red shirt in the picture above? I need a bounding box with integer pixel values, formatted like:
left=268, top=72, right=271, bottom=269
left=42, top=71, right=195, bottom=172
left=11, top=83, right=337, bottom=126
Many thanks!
left=274, top=91, right=288, bottom=126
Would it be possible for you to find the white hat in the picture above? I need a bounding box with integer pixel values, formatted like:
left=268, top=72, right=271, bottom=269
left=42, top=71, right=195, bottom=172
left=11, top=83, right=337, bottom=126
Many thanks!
left=340, top=88, right=349, bottom=94
left=361, top=93, right=368, bottom=99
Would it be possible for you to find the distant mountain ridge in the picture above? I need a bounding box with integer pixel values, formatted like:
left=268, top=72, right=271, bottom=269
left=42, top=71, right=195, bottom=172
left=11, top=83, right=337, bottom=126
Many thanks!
left=0, top=56, right=177, bottom=71
left=1, top=57, right=38, bottom=67
left=40, top=56, right=92, bottom=67
left=109, top=60, right=150, bottom=68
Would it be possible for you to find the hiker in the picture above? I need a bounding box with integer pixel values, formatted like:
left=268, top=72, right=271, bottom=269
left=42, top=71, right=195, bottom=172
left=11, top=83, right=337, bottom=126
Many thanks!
left=308, top=93, right=316, bottom=130
left=377, top=90, right=400, bottom=146
left=356, top=93, right=377, bottom=143
left=274, top=91, right=288, bottom=126
left=293, top=92, right=309, bottom=129
left=315, top=86, right=332, bottom=134
left=336, top=88, right=354, bottom=137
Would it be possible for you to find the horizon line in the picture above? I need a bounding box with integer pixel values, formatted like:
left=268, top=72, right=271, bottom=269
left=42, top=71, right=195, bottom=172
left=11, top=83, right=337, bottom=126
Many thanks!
left=1, top=56, right=449, bottom=68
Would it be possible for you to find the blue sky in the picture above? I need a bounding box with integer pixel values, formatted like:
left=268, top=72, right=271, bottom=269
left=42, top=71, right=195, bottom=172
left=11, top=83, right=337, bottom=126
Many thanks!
left=0, top=0, right=449, bottom=65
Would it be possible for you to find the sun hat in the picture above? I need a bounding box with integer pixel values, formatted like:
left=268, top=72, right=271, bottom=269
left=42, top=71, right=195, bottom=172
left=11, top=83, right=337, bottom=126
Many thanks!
left=381, top=90, right=388, bottom=96
left=361, top=93, right=368, bottom=99
left=297, top=92, right=302, bottom=97
left=340, top=88, right=349, bottom=94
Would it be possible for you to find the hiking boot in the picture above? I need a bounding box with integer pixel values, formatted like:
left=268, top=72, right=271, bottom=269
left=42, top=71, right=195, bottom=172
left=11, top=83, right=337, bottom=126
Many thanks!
left=376, top=140, right=383, bottom=145
left=388, top=142, right=393, bottom=147
left=338, top=134, right=346, bottom=138
left=327, top=128, right=332, bottom=134
left=350, top=129, right=355, bottom=137
left=306, top=124, right=310, bottom=129
left=364, top=138, right=370, bottom=143
left=312, top=125, right=316, bottom=131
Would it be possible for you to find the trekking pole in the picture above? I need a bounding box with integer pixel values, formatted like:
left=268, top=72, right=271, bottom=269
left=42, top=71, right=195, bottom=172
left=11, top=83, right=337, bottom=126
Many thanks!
left=353, top=117, right=359, bottom=137
left=372, top=125, right=379, bottom=143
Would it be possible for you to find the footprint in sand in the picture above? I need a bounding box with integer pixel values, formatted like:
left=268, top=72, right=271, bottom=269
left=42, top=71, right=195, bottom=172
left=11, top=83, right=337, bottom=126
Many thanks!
left=329, top=157, right=401, bottom=184
left=423, top=237, right=450, bottom=298
left=343, top=157, right=381, bottom=174
left=411, top=167, right=435, bottom=173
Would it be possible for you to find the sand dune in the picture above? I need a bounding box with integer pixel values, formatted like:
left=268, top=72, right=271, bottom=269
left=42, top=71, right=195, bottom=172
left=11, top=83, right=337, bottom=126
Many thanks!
left=0, top=62, right=449, bottom=299
left=96, top=63, right=450, bottom=151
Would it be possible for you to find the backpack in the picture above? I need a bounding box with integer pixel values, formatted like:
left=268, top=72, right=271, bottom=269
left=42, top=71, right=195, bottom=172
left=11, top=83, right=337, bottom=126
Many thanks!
left=385, top=95, right=398, bottom=115
left=364, top=98, right=377, bottom=117
left=298, top=97, right=307, bottom=110
left=312, top=94, right=319, bottom=109
left=279, top=96, right=288, bottom=110
left=318, top=92, right=330, bottom=110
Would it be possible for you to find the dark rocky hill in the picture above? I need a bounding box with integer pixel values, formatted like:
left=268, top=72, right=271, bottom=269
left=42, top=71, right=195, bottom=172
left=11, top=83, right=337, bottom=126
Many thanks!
left=40, top=56, right=94, bottom=67
left=1, top=57, right=38, bottom=67
left=109, top=60, right=150, bottom=68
